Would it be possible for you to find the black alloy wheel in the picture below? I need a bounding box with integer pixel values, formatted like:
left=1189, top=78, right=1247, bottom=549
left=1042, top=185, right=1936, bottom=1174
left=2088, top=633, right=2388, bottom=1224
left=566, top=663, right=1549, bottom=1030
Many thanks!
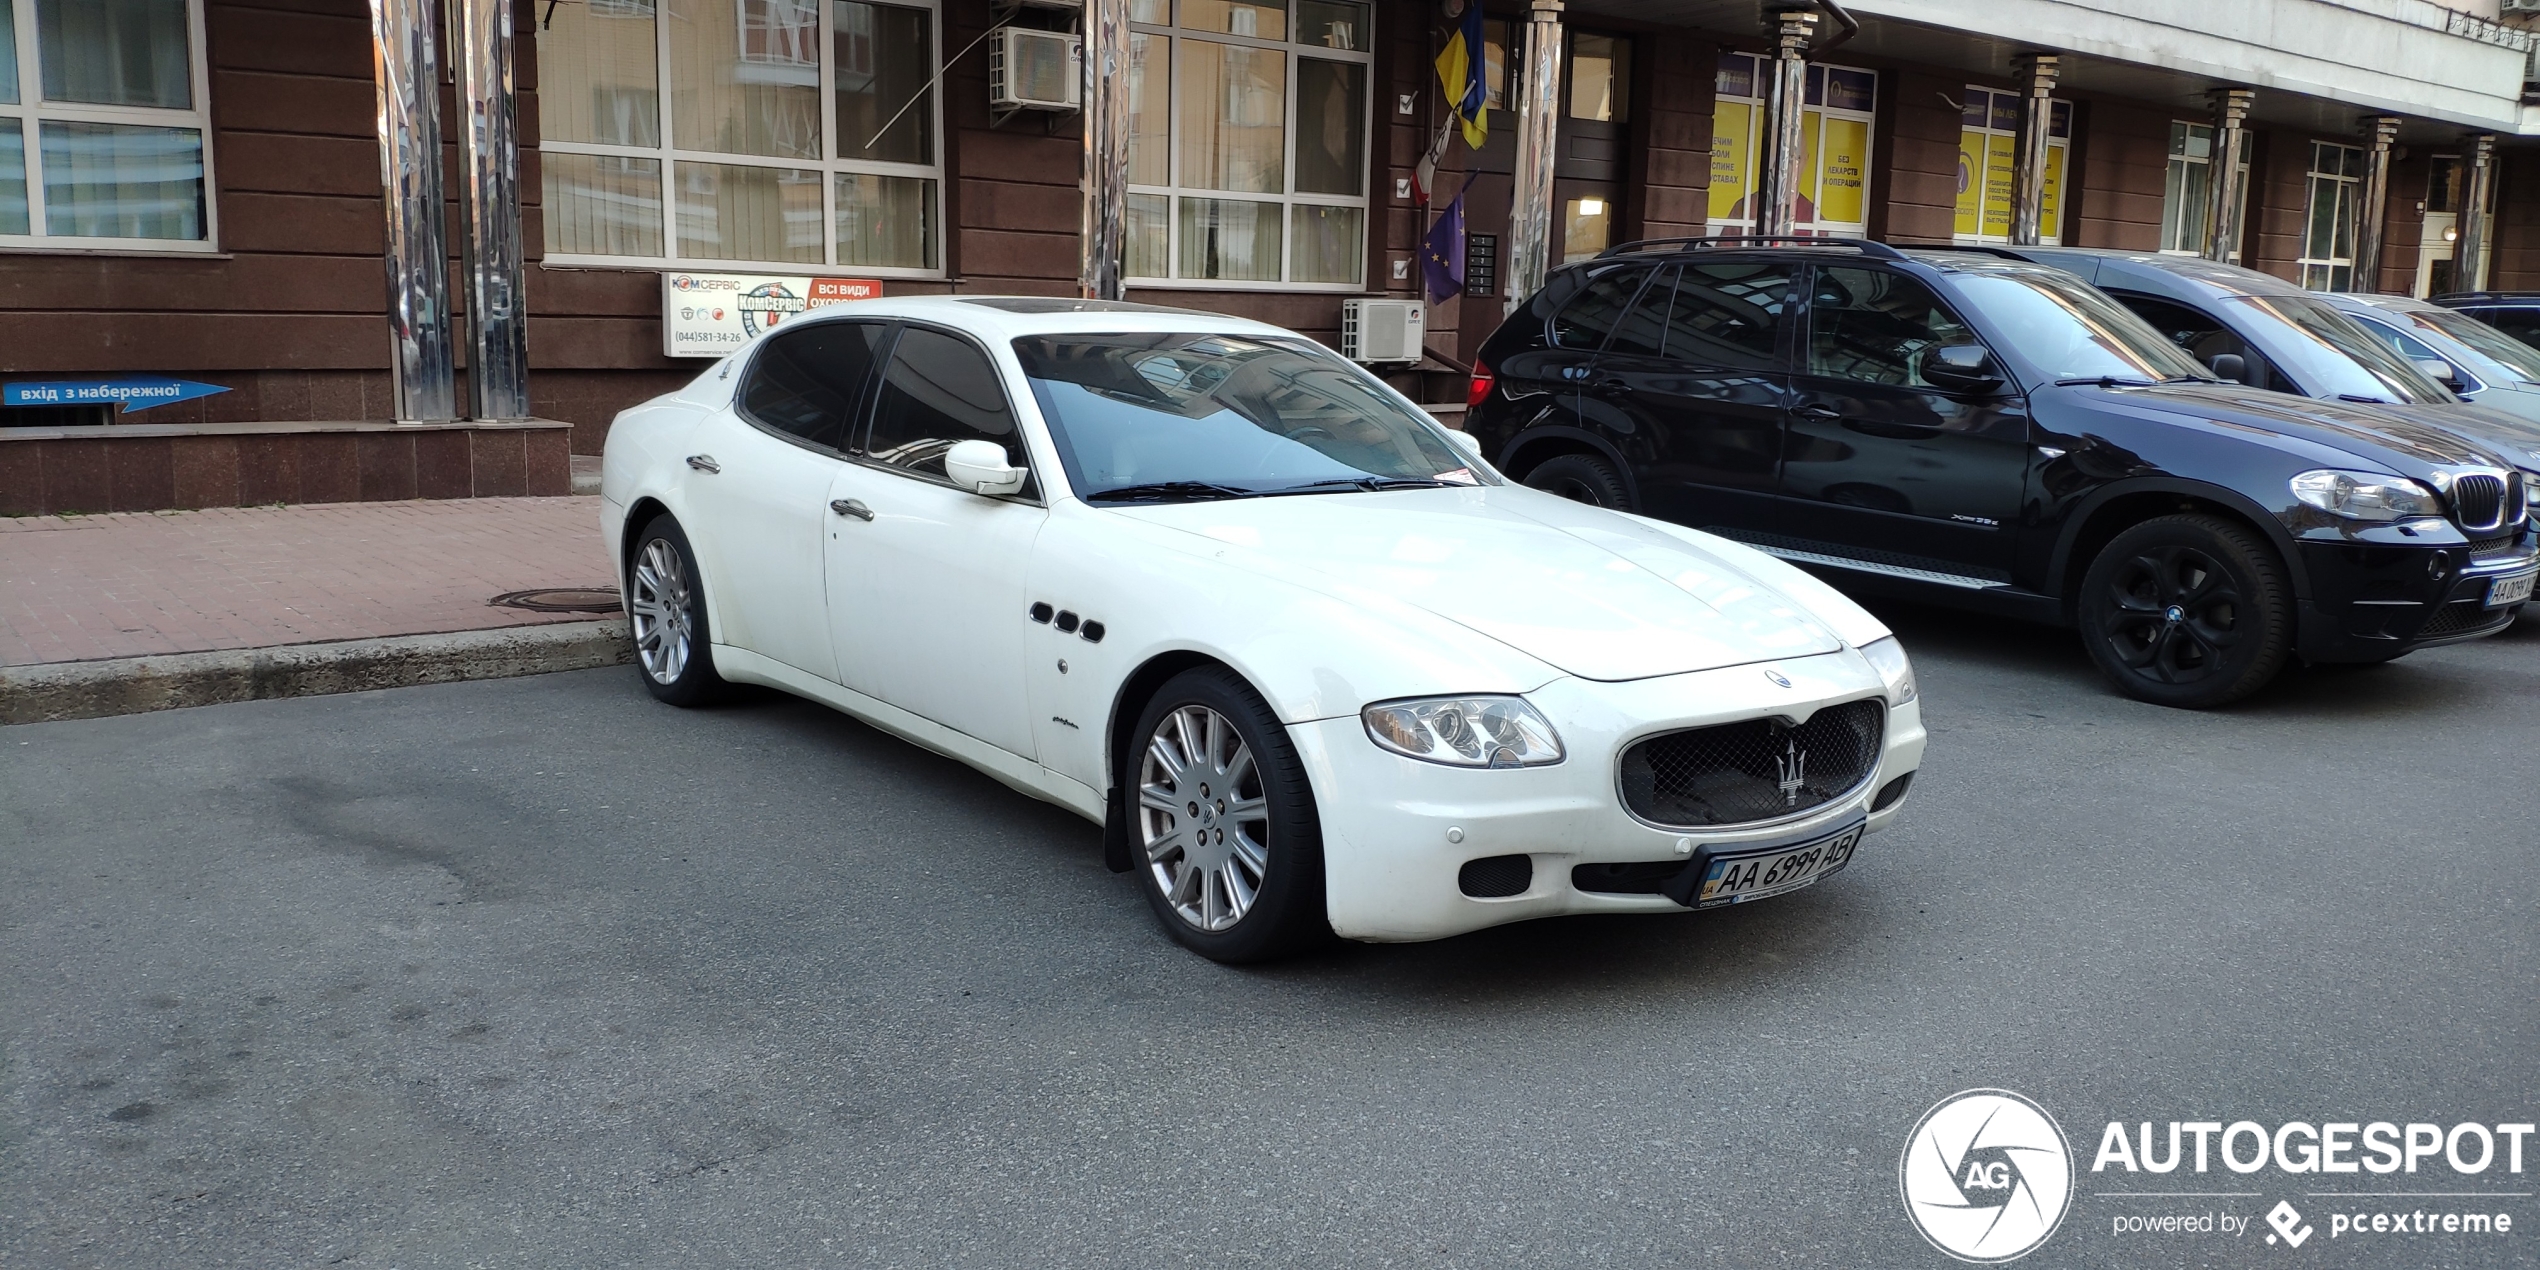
left=2077, top=513, right=2291, bottom=709
left=1522, top=453, right=1632, bottom=510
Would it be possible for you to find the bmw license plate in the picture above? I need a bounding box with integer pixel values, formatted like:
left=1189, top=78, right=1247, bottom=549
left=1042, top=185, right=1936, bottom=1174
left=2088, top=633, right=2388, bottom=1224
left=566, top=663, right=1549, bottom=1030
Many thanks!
left=1688, top=820, right=1866, bottom=908
left=2488, top=569, right=2537, bottom=608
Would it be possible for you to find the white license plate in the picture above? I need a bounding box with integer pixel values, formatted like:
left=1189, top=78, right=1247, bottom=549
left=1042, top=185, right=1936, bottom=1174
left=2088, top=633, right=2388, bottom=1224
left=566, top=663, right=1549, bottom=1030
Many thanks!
left=2488, top=569, right=2537, bottom=608
left=1692, top=820, right=1866, bottom=908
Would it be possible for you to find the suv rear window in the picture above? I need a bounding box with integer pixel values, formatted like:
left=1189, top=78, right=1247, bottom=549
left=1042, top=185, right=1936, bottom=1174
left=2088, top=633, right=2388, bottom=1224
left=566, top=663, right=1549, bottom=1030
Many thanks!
left=1550, top=266, right=1650, bottom=349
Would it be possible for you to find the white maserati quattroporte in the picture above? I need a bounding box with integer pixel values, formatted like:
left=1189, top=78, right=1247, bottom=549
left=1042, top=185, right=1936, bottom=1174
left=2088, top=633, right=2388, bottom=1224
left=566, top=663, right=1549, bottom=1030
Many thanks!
left=600, top=297, right=1925, bottom=962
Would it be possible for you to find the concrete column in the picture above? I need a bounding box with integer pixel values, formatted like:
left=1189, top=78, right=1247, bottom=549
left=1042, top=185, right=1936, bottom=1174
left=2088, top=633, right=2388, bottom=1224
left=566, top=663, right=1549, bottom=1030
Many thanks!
left=2350, top=115, right=2401, bottom=294
left=2009, top=53, right=2059, bottom=246
left=2201, top=87, right=2255, bottom=265
left=1079, top=0, right=1130, bottom=300
left=368, top=0, right=456, bottom=422
left=1504, top=0, right=1565, bottom=312
left=452, top=0, right=529, bottom=419
left=2455, top=134, right=2498, bottom=293
left=1755, top=6, right=1817, bottom=238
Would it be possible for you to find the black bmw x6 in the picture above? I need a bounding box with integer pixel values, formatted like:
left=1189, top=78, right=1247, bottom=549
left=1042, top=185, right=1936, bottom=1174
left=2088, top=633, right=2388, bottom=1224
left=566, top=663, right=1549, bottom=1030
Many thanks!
left=1464, top=239, right=2539, bottom=708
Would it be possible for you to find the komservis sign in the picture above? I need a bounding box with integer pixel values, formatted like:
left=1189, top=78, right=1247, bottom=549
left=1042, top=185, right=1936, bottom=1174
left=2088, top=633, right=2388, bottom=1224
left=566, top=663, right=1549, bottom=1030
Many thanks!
left=661, top=272, right=882, bottom=357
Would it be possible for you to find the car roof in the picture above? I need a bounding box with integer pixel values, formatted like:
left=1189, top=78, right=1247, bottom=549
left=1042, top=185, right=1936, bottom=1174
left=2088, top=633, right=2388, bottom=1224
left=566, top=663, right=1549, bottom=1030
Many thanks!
left=782, top=294, right=1302, bottom=342
left=2322, top=292, right=2444, bottom=316
left=1995, top=246, right=2311, bottom=303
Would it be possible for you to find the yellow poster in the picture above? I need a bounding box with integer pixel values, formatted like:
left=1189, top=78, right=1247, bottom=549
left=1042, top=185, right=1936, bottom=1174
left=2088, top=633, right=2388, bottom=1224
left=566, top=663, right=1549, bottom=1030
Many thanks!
left=1800, top=109, right=1823, bottom=220
left=1953, top=130, right=1986, bottom=237
left=1711, top=99, right=1752, bottom=222
left=1983, top=132, right=2016, bottom=238
left=2041, top=141, right=2067, bottom=241
left=1818, top=116, right=1869, bottom=226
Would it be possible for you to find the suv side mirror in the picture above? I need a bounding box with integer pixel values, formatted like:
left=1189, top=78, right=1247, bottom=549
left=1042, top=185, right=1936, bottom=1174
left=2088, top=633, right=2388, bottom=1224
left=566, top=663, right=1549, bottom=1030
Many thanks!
left=2206, top=352, right=2247, bottom=383
left=1920, top=344, right=2005, bottom=393
left=2412, top=357, right=2467, bottom=392
left=944, top=439, right=1028, bottom=496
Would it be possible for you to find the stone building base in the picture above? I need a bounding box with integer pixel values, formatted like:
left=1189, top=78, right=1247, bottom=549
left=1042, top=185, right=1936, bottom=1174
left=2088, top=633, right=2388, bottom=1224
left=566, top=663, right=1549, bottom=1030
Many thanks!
left=0, top=419, right=574, bottom=516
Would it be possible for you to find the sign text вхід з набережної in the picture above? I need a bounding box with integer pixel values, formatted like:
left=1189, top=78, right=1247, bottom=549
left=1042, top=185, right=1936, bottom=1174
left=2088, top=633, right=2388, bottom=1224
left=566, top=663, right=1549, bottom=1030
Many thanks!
left=3, top=378, right=231, bottom=413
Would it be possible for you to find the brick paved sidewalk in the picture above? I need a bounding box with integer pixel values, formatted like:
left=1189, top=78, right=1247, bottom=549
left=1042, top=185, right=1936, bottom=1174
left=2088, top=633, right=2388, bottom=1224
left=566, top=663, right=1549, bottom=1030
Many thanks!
left=0, top=498, right=617, bottom=667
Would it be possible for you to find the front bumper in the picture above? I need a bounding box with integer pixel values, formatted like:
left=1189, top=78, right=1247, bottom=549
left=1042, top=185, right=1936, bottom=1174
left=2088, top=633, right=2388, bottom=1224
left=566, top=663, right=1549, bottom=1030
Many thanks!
left=2296, top=529, right=2538, bottom=662
left=1294, top=649, right=1925, bottom=943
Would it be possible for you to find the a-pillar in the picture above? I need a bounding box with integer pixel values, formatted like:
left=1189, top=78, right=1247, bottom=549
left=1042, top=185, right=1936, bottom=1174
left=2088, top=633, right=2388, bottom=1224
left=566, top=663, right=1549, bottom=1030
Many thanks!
left=1755, top=6, right=1818, bottom=238
left=1080, top=0, right=1130, bottom=300
left=2201, top=87, right=2255, bottom=265
left=2009, top=53, right=2059, bottom=246
left=1504, top=0, right=1566, bottom=311
left=367, top=0, right=456, bottom=422
left=2350, top=115, right=2401, bottom=293
left=2455, top=134, right=2498, bottom=293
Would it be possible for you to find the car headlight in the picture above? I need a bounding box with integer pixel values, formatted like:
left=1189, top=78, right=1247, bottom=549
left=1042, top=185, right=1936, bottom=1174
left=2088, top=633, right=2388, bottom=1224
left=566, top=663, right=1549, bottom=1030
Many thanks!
left=2289, top=469, right=2440, bottom=522
left=1860, top=636, right=1917, bottom=705
left=1362, top=695, right=1565, bottom=768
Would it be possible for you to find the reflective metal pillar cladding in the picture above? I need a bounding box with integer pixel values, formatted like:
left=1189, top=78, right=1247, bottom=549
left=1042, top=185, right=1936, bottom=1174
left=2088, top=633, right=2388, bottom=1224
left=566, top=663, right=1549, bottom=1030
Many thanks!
left=1754, top=6, right=1817, bottom=238
left=1079, top=0, right=1131, bottom=301
left=1504, top=0, right=1565, bottom=312
left=2350, top=115, right=2402, bottom=293
left=453, top=0, right=528, bottom=419
left=2455, top=134, right=2499, bottom=293
left=2201, top=87, right=2255, bottom=265
left=368, top=0, right=456, bottom=422
left=2009, top=53, right=2060, bottom=246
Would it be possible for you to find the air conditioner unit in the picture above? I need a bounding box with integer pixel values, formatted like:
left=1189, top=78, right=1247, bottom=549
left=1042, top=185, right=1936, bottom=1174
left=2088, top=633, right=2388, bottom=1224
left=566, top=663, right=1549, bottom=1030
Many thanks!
left=2504, top=0, right=2540, bottom=14
left=989, top=28, right=1081, bottom=111
left=1341, top=299, right=1425, bottom=364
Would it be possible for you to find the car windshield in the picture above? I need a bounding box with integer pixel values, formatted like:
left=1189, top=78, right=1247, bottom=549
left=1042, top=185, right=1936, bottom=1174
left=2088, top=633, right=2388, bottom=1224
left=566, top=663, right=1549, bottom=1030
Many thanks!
left=1942, top=267, right=2209, bottom=383
left=2409, top=306, right=2540, bottom=382
left=1011, top=332, right=1483, bottom=501
left=2230, top=294, right=2454, bottom=404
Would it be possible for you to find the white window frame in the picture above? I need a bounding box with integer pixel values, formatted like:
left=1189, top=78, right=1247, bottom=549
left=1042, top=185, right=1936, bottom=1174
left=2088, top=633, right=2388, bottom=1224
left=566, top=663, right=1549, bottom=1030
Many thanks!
left=1704, top=54, right=1877, bottom=241
left=0, top=0, right=220, bottom=254
left=2298, top=139, right=2362, bottom=292
left=1124, top=0, right=1375, bottom=292
left=1951, top=86, right=2070, bottom=247
left=2160, top=120, right=2249, bottom=259
left=538, top=0, right=946, bottom=278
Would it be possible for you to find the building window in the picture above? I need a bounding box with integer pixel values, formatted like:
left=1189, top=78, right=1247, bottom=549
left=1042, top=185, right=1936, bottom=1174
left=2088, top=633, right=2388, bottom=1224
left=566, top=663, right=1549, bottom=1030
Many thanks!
left=1707, top=53, right=1876, bottom=238
left=1123, top=0, right=1371, bottom=289
left=2299, top=140, right=2363, bottom=291
left=2158, top=120, right=2248, bottom=259
left=537, top=0, right=943, bottom=275
left=0, top=0, right=216, bottom=250
left=1952, top=88, right=2069, bottom=245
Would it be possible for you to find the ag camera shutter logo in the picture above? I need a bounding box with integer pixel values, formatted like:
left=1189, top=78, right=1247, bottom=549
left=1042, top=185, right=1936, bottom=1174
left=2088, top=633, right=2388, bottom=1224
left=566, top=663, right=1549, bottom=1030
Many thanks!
left=1900, top=1089, right=2075, bottom=1262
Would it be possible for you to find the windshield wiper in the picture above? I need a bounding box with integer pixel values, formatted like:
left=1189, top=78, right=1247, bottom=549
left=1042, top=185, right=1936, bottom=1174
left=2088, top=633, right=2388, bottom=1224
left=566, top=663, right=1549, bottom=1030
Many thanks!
left=1085, top=480, right=1258, bottom=503
left=1259, top=476, right=1450, bottom=497
left=2054, top=375, right=2162, bottom=388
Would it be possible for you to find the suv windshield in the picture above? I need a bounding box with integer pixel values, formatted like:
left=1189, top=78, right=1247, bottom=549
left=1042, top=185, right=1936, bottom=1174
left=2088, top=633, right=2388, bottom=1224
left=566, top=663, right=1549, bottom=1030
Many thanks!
left=2231, top=294, right=2453, bottom=404
left=2411, top=306, right=2540, bottom=382
left=1941, top=266, right=2209, bottom=383
left=1011, top=332, right=1483, bottom=501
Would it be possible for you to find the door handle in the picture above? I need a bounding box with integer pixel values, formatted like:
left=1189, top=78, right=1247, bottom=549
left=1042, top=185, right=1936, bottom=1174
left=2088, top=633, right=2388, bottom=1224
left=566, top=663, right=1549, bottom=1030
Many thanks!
left=686, top=454, right=720, bottom=473
left=1796, top=405, right=1843, bottom=421
left=830, top=498, right=874, bottom=521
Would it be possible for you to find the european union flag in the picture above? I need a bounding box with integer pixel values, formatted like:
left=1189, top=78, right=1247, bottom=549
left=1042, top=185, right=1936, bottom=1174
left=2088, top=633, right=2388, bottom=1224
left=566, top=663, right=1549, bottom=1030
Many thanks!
left=1434, top=0, right=1487, bottom=150
left=1422, top=184, right=1468, bottom=303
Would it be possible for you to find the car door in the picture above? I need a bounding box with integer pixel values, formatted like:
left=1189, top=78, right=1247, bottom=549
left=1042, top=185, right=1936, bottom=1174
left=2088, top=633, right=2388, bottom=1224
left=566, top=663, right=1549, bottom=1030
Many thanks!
left=824, top=324, right=1047, bottom=759
left=681, top=320, right=886, bottom=681
left=1579, top=258, right=1797, bottom=533
left=1781, top=264, right=2029, bottom=580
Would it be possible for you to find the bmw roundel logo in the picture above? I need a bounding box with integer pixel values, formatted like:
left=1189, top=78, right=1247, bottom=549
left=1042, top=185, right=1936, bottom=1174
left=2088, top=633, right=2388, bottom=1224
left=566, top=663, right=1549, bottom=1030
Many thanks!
left=1763, top=667, right=1793, bottom=689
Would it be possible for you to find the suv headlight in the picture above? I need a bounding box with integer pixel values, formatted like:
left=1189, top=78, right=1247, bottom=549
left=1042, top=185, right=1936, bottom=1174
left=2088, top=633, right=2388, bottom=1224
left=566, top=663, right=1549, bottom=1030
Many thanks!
left=1362, top=696, right=1565, bottom=768
left=1860, top=636, right=1917, bottom=705
left=2289, top=469, right=2439, bottom=522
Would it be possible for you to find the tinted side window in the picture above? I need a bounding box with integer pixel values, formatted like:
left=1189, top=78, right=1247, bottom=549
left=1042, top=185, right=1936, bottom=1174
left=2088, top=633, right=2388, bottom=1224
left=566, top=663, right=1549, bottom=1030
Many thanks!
left=2469, top=307, right=2540, bottom=350
left=2115, top=292, right=2280, bottom=389
left=1665, top=262, right=1793, bottom=370
left=865, top=327, right=1034, bottom=494
left=1551, top=266, right=1650, bottom=349
left=1603, top=267, right=1673, bottom=357
left=738, top=321, right=885, bottom=450
left=1807, top=267, right=1978, bottom=389
left=2351, top=314, right=2439, bottom=361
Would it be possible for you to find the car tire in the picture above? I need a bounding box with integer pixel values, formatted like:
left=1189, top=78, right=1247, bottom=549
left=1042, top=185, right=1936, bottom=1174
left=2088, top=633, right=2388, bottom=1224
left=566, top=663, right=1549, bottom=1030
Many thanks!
left=2077, top=513, right=2292, bottom=709
left=1127, top=666, right=1328, bottom=963
left=1522, top=453, right=1632, bottom=509
left=627, top=514, right=728, bottom=707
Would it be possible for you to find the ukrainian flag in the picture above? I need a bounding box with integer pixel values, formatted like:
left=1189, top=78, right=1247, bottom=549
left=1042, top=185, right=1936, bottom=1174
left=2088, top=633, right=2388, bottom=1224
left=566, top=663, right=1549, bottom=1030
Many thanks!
left=1435, top=1, right=1487, bottom=150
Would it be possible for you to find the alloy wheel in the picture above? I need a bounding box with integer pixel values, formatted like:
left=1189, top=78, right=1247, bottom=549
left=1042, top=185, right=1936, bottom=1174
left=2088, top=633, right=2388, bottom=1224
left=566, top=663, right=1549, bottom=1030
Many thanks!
left=630, top=537, right=693, bottom=685
left=1138, top=704, right=1271, bottom=932
left=2098, top=545, right=2244, bottom=685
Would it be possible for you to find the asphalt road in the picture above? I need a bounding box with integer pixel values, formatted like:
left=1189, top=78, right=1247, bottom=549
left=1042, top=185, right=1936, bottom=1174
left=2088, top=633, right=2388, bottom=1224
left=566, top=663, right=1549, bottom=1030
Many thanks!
left=4, top=607, right=2536, bottom=1269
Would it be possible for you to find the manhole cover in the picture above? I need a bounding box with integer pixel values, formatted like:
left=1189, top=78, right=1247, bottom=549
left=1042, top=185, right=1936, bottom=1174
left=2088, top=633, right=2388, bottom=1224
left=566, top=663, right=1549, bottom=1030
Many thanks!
left=489, top=588, right=622, bottom=614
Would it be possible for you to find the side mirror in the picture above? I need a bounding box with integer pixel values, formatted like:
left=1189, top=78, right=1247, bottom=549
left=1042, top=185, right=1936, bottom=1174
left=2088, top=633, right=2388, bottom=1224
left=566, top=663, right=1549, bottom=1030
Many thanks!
left=2413, top=357, right=2466, bottom=392
left=2206, top=351, right=2247, bottom=384
left=943, top=439, right=1028, bottom=496
left=1443, top=427, right=1485, bottom=461
left=1920, top=344, right=2005, bottom=393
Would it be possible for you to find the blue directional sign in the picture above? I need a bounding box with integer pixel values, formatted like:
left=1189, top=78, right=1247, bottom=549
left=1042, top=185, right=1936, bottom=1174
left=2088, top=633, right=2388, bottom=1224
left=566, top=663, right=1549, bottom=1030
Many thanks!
left=4, top=377, right=231, bottom=413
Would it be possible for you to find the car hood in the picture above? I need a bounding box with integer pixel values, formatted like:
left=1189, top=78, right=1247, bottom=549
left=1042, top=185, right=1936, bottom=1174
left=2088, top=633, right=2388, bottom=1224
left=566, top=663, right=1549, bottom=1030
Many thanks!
left=1111, top=485, right=1845, bottom=682
left=2102, top=383, right=2519, bottom=476
left=2371, top=398, right=2540, bottom=473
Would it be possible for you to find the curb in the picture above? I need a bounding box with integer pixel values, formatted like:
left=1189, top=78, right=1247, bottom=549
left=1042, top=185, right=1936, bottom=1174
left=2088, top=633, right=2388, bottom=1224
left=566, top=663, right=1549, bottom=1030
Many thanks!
left=0, top=620, right=634, bottom=725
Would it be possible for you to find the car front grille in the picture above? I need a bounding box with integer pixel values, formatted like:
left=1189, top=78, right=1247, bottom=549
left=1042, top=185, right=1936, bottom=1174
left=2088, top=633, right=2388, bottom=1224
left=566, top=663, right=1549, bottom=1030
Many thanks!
left=2418, top=600, right=2514, bottom=640
left=2467, top=534, right=2521, bottom=560
left=2448, top=474, right=2512, bottom=532
left=1618, top=700, right=1885, bottom=828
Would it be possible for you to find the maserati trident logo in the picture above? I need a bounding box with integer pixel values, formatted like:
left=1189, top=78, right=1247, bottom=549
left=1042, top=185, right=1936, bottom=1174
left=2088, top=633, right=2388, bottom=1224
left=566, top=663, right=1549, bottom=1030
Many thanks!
left=1775, top=735, right=1808, bottom=806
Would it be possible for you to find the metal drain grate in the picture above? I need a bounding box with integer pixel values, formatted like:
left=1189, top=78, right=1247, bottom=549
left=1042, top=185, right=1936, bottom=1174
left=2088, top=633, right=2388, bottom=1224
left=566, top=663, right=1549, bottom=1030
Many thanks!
left=489, top=588, right=623, bottom=614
